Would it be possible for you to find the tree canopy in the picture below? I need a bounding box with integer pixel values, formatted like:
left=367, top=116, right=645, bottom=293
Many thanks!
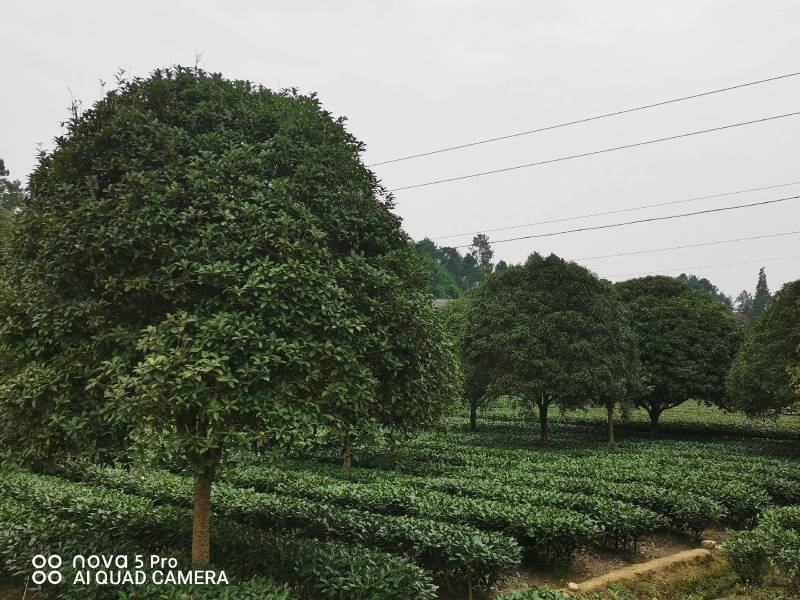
left=725, top=279, right=800, bottom=416
left=462, top=253, right=637, bottom=441
left=469, top=233, right=494, bottom=276
left=415, top=236, right=502, bottom=298
left=676, top=273, right=733, bottom=309
left=750, top=267, right=772, bottom=320
left=415, top=238, right=462, bottom=298
left=615, top=276, right=743, bottom=435
left=734, top=267, right=773, bottom=325
left=0, top=67, right=458, bottom=564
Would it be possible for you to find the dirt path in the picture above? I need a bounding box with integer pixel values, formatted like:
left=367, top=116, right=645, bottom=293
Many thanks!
left=564, top=548, right=713, bottom=594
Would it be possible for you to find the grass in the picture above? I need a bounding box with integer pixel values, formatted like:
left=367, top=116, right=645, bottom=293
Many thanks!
left=600, top=554, right=800, bottom=600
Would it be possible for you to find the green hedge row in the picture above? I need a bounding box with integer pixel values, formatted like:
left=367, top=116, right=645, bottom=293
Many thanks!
left=226, top=464, right=656, bottom=551
left=0, top=495, right=291, bottom=600
left=0, top=471, right=437, bottom=600
left=725, top=505, right=800, bottom=585
left=48, top=463, right=521, bottom=584
left=224, top=469, right=596, bottom=565
left=397, top=435, right=772, bottom=524
left=273, top=458, right=723, bottom=535
left=403, top=433, right=792, bottom=517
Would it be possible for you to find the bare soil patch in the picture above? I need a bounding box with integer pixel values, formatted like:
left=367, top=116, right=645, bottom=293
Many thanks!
left=491, top=531, right=698, bottom=596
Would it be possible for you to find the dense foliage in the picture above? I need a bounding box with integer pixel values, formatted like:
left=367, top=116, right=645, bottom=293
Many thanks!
left=0, top=471, right=435, bottom=599
left=676, top=273, right=733, bottom=309
left=2, top=400, right=798, bottom=598
left=46, top=461, right=521, bottom=585
left=734, top=267, right=773, bottom=325
left=726, top=505, right=800, bottom=584
left=415, top=235, right=499, bottom=298
left=463, top=253, right=638, bottom=441
left=0, top=157, right=24, bottom=212
left=614, top=276, right=743, bottom=435
left=725, top=279, right=800, bottom=416
left=0, top=67, right=458, bottom=564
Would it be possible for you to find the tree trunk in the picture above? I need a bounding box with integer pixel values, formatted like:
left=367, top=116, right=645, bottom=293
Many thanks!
left=606, top=402, right=615, bottom=445
left=469, top=398, right=477, bottom=432
left=538, top=400, right=549, bottom=443
left=341, top=439, right=352, bottom=470
left=192, top=472, right=213, bottom=566
left=648, top=407, right=661, bottom=439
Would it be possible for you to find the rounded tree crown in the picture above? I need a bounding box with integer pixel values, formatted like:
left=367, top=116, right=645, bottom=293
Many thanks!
left=0, top=67, right=457, bottom=465
left=463, top=253, right=637, bottom=406
left=725, top=279, right=800, bottom=416
left=615, top=275, right=743, bottom=409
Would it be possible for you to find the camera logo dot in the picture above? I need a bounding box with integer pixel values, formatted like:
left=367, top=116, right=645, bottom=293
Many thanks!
left=32, top=555, right=63, bottom=585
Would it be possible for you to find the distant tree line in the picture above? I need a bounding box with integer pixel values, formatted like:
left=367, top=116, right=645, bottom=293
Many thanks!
left=441, top=252, right=799, bottom=441
left=415, top=234, right=504, bottom=298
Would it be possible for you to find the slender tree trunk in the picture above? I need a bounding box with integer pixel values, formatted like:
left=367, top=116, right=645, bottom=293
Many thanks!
left=469, top=398, right=477, bottom=432
left=648, top=406, right=661, bottom=439
left=192, top=471, right=214, bottom=566
left=606, top=402, right=615, bottom=445
left=537, top=399, right=549, bottom=443
left=341, top=439, right=352, bottom=470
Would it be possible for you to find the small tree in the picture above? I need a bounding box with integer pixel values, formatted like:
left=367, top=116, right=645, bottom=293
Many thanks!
left=734, top=289, right=754, bottom=322
left=596, top=336, right=640, bottom=445
left=725, top=280, right=800, bottom=416
left=750, top=267, right=772, bottom=321
left=463, top=254, right=636, bottom=442
left=0, top=68, right=457, bottom=565
left=615, top=276, right=743, bottom=436
left=469, top=233, right=494, bottom=276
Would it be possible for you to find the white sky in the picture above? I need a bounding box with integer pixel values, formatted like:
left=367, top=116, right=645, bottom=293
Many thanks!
left=3, top=0, right=800, bottom=298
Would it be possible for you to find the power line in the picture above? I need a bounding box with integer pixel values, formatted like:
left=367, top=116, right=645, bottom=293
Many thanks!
left=453, top=195, right=800, bottom=248
left=368, top=71, right=800, bottom=166
left=432, top=179, right=800, bottom=241
left=575, top=230, right=800, bottom=261
left=389, top=111, right=800, bottom=192
left=604, top=254, right=800, bottom=279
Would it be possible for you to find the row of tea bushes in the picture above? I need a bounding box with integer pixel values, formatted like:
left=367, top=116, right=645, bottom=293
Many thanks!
left=725, top=505, right=800, bottom=585
left=45, top=463, right=521, bottom=586
left=0, top=471, right=438, bottom=600
left=226, top=464, right=656, bottom=552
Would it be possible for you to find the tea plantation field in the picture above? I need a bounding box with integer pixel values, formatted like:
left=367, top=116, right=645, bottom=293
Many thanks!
left=2, top=401, right=799, bottom=599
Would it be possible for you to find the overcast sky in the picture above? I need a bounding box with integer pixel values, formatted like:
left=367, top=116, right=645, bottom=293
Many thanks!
left=3, top=1, right=800, bottom=298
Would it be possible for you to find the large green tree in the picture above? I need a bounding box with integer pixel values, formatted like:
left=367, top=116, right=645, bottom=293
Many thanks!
left=0, top=67, right=457, bottom=565
left=725, top=280, right=800, bottom=416
left=463, top=253, right=637, bottom=442
left=615, top=276, right=743, bottom=436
